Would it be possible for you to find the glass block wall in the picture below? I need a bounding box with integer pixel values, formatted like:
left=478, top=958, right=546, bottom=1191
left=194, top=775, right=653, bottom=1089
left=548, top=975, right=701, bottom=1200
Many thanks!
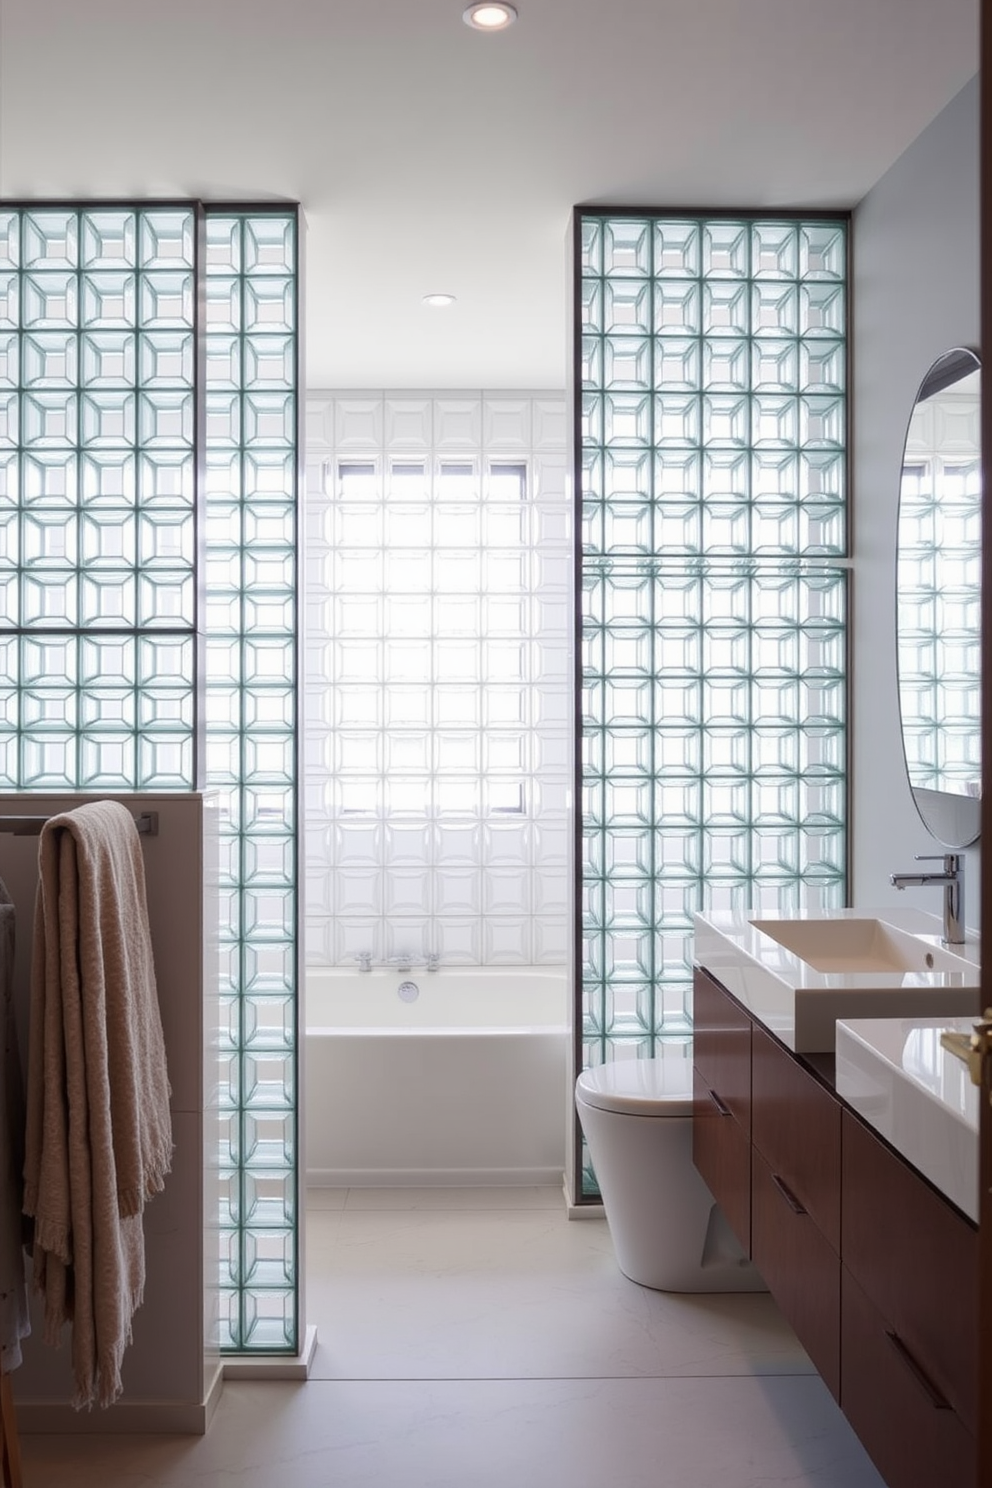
left=577, top=214, right=848, bottom=1196
left=0, top=202, right=301, bottom=1352
left=204, top=211, right=300, bottom=1351
left=304, top=394, right=569, bottom=968
left=0, top=206, right=197, bottom=786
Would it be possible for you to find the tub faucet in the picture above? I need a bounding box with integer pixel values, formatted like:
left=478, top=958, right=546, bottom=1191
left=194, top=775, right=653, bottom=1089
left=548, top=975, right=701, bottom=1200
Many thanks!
left=426, top=952, right=440, bottom=973
left=890, top=852, right=965, bottom=945
left=386, top=952, right=415, bottom=973
left=354, top=951, right=373, bottom=974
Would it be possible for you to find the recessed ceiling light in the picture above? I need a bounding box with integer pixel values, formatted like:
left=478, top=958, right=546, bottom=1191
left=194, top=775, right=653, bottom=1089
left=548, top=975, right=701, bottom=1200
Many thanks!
left=423, top=293, right=456, bottom=307
left=463, top=3, right=517, bottom=32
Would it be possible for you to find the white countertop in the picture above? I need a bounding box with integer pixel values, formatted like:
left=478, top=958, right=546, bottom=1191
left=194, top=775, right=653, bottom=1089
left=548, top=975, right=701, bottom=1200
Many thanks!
left=835, top=1015, right=979, bottom=1222
left=693, top=907, right=981, bottom=1053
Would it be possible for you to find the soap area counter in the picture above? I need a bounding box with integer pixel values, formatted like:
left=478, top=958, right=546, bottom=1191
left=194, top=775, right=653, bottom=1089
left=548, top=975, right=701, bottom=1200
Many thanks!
left=691, top=914, right=980, bottom=1488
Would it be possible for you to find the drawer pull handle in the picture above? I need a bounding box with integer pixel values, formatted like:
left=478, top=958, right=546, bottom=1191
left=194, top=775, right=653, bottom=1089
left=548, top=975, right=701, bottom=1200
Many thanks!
left=884, top=1331, right=951, bottom=1411
left=707, top=1087, right=731, bottom=1117
left=770, top=1173, right=807, bottom=1216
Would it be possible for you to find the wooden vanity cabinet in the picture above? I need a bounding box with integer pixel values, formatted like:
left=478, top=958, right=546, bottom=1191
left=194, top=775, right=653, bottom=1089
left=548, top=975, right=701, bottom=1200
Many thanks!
left=691, top=964, right=979, bottom=1488
left=840, top=1109, right=977, bottom=1487
left=750, top=1025, right=841, bottom=1398
left=691, top=966, right=752, bottom=1253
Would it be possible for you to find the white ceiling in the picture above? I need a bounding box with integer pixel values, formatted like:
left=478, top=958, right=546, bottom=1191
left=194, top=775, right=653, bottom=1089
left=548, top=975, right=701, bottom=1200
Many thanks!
left=0, top=0, right=979, bottom=390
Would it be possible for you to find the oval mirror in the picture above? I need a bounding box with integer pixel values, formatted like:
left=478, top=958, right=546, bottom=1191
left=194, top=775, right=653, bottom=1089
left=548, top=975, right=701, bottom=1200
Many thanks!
left=896, top=347, right=982, bottom=847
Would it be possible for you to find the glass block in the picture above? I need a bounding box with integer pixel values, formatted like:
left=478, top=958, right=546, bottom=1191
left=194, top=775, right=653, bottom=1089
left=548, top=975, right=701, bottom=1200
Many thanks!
left=23, top=212, right=78, bottom=270
left=800, top=222, right=846, bottom=280
left=245, top=335, right=295, bottom=389
left=654, top=280, right=701, bottom=337
left=81, top=390, right=136, bottom=446
left=752, top=221, right=798, bottom=279
left=82, top=211, right=137, bottom=269
left=23, top=331, right=77, bottom=388
left=0, top=215, right=19, bottom=271
left=240, top=1290, right=296, bottom=1349
left=244, top=278, right=295, bottom=334
left=140, top=331, right=195, bottom=387
left=602, top=219, right=651, bottom=277
left=244, top=392, right=294, bottom=446
left=139, top=391, right=194, bottom=447
left=0, top=334, right=17, bottom=389
left=139, top=272, right=194, bottom=329
left=140, top=211, right=195, bottom=269
left=703, top=221, right=749, bottom=278
left=654, top=220, right=700, bottom=278
left=22, top=391, right=77, bottom=447
left=22, top=450, right=76, bottom=505
left=82, top=272, right=136, bottom=328
left=244, top=217, right=295, bottom=275
left=22, top=273, right=78, bottom=328
left=81, top=331, right=137, bottom=388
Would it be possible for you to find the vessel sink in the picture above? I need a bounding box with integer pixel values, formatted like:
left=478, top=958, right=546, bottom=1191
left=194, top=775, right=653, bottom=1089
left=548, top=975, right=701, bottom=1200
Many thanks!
left=749, top=916, right=969, bottom=974
left=693, top=908, right=981, bottom=1053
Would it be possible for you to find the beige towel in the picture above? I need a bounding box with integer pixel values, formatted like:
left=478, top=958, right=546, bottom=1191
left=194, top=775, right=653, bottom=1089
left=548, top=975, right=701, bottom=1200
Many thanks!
left=22, top=801, right=173, bottom=1409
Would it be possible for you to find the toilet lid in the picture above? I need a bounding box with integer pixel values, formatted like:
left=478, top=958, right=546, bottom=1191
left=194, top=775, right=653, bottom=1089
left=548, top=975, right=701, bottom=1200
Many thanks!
left=575, top=1045, right=695, bottom=1116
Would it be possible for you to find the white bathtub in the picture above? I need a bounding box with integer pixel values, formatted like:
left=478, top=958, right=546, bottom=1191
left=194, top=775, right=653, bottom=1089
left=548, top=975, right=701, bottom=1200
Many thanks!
left=304, top=966, right=569, bottom=1187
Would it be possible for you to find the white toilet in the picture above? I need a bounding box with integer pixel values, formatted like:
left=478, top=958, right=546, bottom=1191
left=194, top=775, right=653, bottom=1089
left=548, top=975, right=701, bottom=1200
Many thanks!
left=574, top=1043, right=766, bottom=1292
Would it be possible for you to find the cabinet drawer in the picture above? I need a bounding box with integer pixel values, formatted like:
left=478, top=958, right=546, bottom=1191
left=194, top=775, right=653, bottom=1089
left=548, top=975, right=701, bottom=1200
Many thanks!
left=751, top=1146, right=839, bottom=1399
left=841, top=1267, right=974, bottom=1488
left=692, top=1065, right=751, bottom=1256
left=751, top=1024, right=841, bottom=1251
left=842, top=1111, right=977, bottom=1433
left=692, top=966, right=752, bottom=1134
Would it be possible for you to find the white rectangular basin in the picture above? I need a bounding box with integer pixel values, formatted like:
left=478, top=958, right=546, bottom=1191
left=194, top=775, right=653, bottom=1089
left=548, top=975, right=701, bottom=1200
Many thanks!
left=750, top=916, right=969, bottom=974
left=694, top=907, right=981, bottom=1053
left=836, top=1016, right=978, bottom=1221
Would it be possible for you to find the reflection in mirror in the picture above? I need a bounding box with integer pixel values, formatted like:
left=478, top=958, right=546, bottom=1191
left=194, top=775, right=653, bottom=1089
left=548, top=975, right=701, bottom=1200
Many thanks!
left=896, top=347, right=981, bottom=847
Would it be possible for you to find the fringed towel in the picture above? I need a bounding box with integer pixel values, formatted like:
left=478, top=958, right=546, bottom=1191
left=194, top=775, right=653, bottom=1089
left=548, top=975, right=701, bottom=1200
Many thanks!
left=0, top=877, right=30, bottom=1373
left=22, top=801, right=172, bottom=1409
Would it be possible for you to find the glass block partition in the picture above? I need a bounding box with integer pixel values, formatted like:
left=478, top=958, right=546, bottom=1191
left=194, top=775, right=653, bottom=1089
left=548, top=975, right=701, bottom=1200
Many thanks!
left=204, top=211, right=300, bottom=1352
left=0, top=203, right=301, bottom=1351
left=576, top=213, right=849, bottom=1197
left=0, top=206, right=198, bottom=787
left=304, top=395, right=569, bottom=969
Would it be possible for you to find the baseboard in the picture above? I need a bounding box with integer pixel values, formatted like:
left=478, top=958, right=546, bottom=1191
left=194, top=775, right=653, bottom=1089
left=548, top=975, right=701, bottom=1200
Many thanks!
left=561, top=1172, right=605, bottom=1219
left=306, top=1165, right=564, bottom=1188
left=223, top=1325, right=318, bottom=1381
left=17, top=1381, right=222, bottom=1437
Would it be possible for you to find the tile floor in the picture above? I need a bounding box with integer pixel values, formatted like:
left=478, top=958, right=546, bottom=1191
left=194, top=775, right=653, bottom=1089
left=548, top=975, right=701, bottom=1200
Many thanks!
left=20, top=1187, right=886, bottom=1488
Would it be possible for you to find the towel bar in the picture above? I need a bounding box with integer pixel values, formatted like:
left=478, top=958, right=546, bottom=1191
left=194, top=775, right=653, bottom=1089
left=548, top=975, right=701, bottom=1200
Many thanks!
left=0, top=810, right=159, bottom=837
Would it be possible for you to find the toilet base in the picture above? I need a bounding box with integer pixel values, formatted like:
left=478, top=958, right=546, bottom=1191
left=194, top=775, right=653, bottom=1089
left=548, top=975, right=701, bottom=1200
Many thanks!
left=576, top=1099, right=766, bottom=1293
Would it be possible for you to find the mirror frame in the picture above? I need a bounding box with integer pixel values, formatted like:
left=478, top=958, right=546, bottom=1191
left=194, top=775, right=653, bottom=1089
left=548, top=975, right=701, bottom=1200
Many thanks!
left=895, top=346, right=982, bottom=848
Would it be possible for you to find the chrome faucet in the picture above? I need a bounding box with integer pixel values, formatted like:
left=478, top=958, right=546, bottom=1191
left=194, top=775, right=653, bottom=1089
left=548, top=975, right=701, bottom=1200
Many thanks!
left=890, top=853, right=965, bottom=945
left=385, top=952, right=415, bottom=973
left=353, top=951, right=373, bottom=974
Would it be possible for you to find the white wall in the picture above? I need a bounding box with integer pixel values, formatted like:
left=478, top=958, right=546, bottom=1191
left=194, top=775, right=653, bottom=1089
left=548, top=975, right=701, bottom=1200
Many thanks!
left=851, top=74, right=980, bottom=925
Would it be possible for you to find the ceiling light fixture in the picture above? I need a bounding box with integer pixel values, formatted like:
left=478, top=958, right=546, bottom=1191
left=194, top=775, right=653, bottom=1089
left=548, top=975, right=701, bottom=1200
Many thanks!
left=423, top=293, right=456, bottom=307
left=463, top=3, right=518, bottom=32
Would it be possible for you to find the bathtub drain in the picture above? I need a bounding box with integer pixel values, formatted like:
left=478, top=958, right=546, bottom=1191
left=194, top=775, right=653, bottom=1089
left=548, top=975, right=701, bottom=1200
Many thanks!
left=397, top=980, right=420, bottom=1003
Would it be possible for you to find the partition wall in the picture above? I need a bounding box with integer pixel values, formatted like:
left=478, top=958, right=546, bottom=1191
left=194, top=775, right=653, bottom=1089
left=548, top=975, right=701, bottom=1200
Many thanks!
left=573, top=211, right=849, bottom=1198
left=0, top=203, right=301, bottom=1351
